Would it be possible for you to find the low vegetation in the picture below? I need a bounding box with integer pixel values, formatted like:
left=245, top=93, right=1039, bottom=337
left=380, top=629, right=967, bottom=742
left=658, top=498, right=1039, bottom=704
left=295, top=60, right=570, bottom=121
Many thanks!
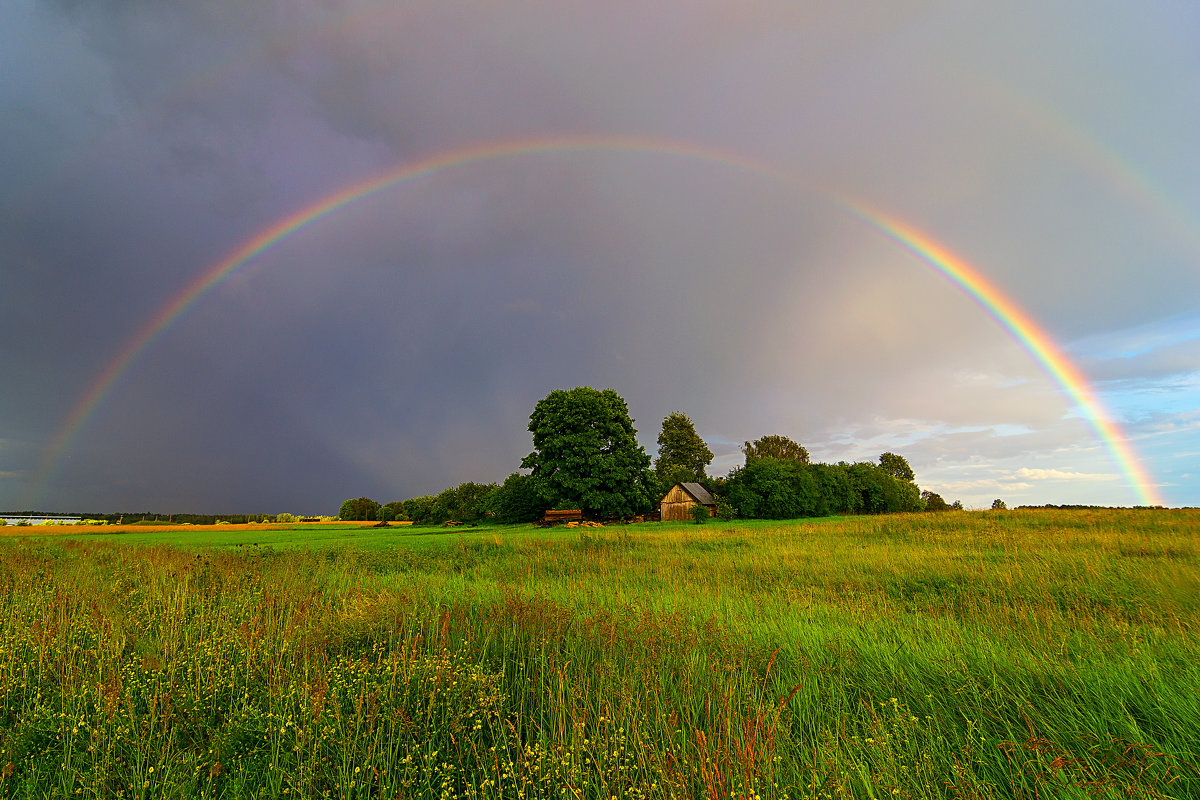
left=0, top=508, right=1195, bottom=798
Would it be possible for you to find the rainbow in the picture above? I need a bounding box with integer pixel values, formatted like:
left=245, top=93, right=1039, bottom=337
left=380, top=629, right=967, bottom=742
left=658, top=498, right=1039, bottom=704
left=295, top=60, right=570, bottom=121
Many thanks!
left=28, top=134, right=1165, bottom=507
left=845, top=204, right=1164, bottom=507
left=26, top=135, right=793, bottom=500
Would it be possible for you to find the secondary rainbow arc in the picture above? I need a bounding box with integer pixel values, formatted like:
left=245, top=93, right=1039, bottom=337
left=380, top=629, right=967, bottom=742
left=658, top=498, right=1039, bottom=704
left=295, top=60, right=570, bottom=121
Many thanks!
left=28, top=134, right=1164, bottom=508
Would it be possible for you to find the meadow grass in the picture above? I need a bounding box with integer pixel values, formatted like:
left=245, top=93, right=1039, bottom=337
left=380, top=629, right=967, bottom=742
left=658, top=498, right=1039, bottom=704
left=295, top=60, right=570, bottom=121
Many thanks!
left=0, top=509, right=1195, bottom=798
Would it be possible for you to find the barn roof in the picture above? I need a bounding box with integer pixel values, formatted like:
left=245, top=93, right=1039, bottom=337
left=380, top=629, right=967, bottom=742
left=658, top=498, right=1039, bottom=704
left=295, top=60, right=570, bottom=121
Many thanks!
left=679, top=482, right=716, bottom=506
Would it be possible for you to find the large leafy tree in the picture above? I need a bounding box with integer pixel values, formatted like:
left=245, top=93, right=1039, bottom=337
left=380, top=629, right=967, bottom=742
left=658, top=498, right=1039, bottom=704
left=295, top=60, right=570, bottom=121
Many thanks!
left=654, top=411, right=714, bottom=482
left=521, top=387, right=654, bottom=519
left=338, top=497, right=380, bottom=521
left=742, top=434, right=810, bottom=464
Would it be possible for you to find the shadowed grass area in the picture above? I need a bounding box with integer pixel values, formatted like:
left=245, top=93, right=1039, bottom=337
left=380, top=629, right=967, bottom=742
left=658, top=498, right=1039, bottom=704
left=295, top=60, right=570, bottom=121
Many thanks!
left=0, top=509, right=1196, bottom=798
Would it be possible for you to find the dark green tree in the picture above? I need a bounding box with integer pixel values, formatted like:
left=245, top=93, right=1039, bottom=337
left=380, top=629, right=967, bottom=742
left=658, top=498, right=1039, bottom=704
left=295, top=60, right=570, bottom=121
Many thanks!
left=430, top=481, right=497, bottom=524
left=483, top=473, right=546, bottom=524
left=521, top=387, right=654, bottom=519
left=402, top=495, right=436, bottom=524
left=991, top=498, right=1007, bottom=510
left=920, top=490, right=950, bottom=512
left=383, top=501, right=408, bottom=521
left=654, top=412, right=714, bottom=482
left=809, top=462, right=860, bottom=514
left=878, top=452, right=915, bottom=482
left=656, top=462, right=701, bottom=491
left=845, top=462, right=922, bottom=513
left=338, top=497, right=380, bottom=521
left=724, top=458, right=823, bottom=519
left=742, top=435, right=810, bottom=464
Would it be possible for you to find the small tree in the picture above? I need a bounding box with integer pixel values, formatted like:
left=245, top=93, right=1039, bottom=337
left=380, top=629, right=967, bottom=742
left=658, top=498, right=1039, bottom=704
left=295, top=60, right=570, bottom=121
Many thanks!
left=654, top=412, right=714, bottom=482
left=742, top=435, right=809, bottom=464
left=689, top=502, right=709, bottom=525
left=991, top=498, right=1007, bottom=510
left=920, top=490, right=949, bottom=512
left=715, top=499, right=737, bottom=521
left=878, top=452, right=915, bottom=483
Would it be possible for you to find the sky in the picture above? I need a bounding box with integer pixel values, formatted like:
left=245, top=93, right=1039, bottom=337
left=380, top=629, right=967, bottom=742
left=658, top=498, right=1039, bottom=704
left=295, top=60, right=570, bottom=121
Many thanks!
left=2, top=1, right=1198, bottom=514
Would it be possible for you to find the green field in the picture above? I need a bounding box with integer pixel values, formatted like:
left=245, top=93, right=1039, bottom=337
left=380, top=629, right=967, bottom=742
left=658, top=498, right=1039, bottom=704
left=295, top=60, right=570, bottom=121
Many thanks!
left=0, top=509, right=1196, bottom=798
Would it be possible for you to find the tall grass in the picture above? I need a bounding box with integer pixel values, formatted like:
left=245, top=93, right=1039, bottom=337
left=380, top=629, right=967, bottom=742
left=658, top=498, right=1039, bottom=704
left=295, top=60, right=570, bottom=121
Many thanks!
left=0, top=509, right=1195, bottom=798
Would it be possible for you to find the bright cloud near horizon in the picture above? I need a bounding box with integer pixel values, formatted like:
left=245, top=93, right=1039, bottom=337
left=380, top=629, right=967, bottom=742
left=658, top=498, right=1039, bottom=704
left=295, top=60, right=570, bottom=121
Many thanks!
left=2, top=1, right=1198, bottom=514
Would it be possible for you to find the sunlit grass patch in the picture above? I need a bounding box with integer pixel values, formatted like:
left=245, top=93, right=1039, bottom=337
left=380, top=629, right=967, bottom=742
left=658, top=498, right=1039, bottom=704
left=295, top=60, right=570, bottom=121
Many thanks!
left=0, top=509, right=1195, bottom=798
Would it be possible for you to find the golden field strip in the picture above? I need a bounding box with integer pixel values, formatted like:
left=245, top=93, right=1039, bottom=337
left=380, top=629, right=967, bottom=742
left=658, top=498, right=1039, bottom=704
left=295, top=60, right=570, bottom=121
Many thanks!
left=0, top=508, right=1195, bottom=799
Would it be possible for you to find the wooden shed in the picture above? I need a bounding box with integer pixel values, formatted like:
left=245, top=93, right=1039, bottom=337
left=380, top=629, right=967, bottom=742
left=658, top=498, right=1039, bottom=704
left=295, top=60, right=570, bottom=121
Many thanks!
left=659, top=482, right=717, bottom=521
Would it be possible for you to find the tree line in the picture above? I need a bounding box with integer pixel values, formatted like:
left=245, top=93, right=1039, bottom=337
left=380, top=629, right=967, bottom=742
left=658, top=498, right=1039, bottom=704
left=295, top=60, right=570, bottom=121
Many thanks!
left=0, top=513, right=327, bottom=526
left=342, top=386, right=965, bottom=525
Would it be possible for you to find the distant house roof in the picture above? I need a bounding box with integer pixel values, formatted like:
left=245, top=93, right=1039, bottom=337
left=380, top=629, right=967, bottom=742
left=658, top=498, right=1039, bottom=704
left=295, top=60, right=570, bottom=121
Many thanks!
left=679, top=482, right=716, bottom=506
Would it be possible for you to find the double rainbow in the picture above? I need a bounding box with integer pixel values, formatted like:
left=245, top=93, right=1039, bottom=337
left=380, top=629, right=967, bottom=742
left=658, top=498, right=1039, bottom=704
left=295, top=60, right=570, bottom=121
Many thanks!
left=28, top=135, right=1164, bottom=507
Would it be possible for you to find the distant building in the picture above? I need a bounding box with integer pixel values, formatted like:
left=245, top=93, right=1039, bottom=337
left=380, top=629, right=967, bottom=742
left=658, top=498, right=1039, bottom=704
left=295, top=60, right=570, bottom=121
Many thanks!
left=659, top=482, right=716, bottom=521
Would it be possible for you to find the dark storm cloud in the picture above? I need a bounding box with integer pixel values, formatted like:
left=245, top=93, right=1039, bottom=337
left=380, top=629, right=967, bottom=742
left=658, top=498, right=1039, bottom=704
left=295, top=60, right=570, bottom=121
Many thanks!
left=3, top=0, right=1199, bottom=511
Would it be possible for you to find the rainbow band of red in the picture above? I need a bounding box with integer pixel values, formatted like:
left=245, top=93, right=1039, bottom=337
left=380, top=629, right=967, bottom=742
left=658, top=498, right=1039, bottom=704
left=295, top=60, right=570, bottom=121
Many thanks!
left=28, top=135, right=1164, bottom=507
left=847, top=205, right=1163, bottom=506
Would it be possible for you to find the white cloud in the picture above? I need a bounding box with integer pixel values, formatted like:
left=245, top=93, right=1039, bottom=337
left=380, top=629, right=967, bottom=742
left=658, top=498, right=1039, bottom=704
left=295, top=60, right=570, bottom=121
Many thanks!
left=1013, top=468, right=1117, bottom=482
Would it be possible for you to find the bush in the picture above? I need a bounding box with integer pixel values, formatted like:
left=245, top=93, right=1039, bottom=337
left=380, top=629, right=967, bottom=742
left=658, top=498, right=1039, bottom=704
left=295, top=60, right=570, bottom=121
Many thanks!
left=715, top=500, right=736, bottom=521
left=689, top=503, right=709, bottom=524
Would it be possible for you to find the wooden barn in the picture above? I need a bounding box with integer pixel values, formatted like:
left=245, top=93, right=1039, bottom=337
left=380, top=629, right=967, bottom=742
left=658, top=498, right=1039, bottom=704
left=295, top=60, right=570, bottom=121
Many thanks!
left=659, top=482, right=717, bottom=521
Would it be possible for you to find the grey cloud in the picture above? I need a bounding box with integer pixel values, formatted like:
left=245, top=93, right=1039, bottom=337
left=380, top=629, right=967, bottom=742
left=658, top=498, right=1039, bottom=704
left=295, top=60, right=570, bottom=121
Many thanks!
left=1083, top=339, right=1200, bottom=383
left=4, top=1, right=1199, bottom=511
